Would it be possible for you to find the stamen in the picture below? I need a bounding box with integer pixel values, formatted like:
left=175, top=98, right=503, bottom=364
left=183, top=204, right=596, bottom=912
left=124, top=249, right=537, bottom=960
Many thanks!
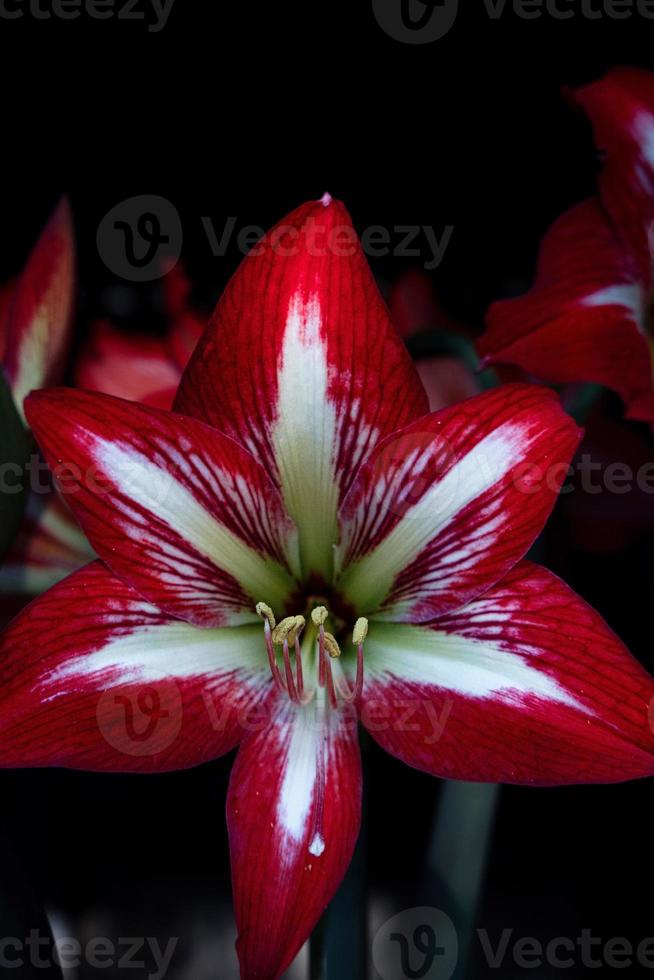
left=352, top=617, right=367, bottom=702
left=312, top=607, right=328, bottom=688
left=255, top=602, right=276, bottom=630
left=311, top=606, right=328, bottom=626
left=291, top=615, right=306, bottom=703
left=352, top=617, right=368, bottom=646
left=272, top=616, right=298, bottom=646
left=322, top=632, right=341, bottom=659
left=292, top=616, right=306, bottom=699
left=256, top=601, right=284, bottom=691
left=335, top=617, right=368, bottom=703
left=271, top=617, right=302, bottom=704
left=318, top=625, right=326, bottom=688
left=282, top=639, right=300, bottom=704
left=322, top=631, right=338, bottom=710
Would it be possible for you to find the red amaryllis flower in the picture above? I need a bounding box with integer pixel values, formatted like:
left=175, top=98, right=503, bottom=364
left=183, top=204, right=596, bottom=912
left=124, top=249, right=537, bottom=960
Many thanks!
left=75, top=264, right=205, bottom=409
left=479, top=68, right=654, bottom=425
left=0, top=199, right=84, bottom=597
left=2, top=198, right=654, bottom=980
left=0, top=197, right=75, bottom=419
left=1, top=259, right=202, bottom=600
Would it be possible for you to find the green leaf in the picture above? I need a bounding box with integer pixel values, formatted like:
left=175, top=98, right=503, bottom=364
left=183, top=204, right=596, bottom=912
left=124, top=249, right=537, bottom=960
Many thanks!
left=0, top=372, right=30, bottom=561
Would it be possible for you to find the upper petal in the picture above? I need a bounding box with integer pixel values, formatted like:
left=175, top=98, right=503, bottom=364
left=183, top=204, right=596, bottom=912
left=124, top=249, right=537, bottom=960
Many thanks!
left=227, top=693, right=361, bottom=980
left=337, top=384, right=581, bottom=621
left=0, top=561, right=269, bottom=772
left=574, top=67, right=654, bottom=282
left=479, top=200, right=653, bottom=423
left=360, top=562, right=654, bottom=785
left=174, top=196, right=428, bottom=579
left=3, top=198, right=75, bottom=419
left=25, top=388, right=299, bottom=627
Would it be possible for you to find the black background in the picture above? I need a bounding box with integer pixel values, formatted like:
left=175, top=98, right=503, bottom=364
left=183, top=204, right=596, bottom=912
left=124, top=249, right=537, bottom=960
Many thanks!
left=1, top=2, right=654, bottom=977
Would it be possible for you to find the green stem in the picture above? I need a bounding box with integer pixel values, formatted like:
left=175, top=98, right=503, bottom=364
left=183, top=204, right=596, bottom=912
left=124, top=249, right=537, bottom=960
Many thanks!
left=421, top=781, right=500, bottom=980
left=316, top=732, right=368, bottom=980
left=324, top=821, right=367, bottom=980
left=309, top=913, right=327, bottom=980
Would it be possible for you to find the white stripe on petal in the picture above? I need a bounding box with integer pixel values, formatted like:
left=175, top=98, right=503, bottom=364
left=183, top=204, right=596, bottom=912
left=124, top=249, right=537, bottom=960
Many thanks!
left=365, top=622, right=587, bottom=711
left=339, top=422, right=525, bottom=614
left=583, top=284, right=644, bottom=332
left=43, top=623, right=265, bottom=695
left=275, top=702, right=346, bottom=863
left=93, top=437, right=295, bottom=611
left=272, top=293, right=340, bottom=577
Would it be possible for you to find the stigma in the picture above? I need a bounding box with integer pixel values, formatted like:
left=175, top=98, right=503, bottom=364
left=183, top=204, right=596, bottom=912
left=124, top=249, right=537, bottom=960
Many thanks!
left=256, top=602, right=367, bottom=708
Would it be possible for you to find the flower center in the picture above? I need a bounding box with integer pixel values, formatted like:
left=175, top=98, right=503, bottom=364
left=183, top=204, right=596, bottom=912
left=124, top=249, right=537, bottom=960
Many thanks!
left=255, top=601, right=367, bottom=708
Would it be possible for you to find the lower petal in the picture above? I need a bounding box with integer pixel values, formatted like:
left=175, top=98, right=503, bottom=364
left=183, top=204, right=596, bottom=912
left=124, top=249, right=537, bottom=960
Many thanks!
left=227, top=695, right=361, bottom=980
left=0, top=562, right=269, bottom=772
left=360, top=563, right=654, bottom=784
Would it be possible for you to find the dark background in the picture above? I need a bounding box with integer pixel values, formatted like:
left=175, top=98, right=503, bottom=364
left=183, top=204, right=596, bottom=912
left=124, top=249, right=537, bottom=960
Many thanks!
left=1, top=2, right=654, bottom=977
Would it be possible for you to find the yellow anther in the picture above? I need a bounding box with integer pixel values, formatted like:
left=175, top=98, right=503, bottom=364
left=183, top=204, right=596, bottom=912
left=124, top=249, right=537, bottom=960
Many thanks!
left=256, top=602, right=276, bottom=630
left=353, top=618, right=369, bottom=646
left=323, top=632, right=341, bottom=659
left=311, top=606, right=329, bottom=626
left=288, top=615, right=306, bottom=644
left=272, top=616, right=299, bottom=646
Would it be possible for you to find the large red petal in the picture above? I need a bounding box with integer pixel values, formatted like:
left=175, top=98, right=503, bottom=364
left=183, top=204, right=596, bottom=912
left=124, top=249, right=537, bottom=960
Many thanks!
left=574, top=67, right=654, bottom=283
left=227, top=694, right=361, bottom=980
left=25, top=388, right=299, bottom=627
left=479, top=200, right=653, bottom=422
left=175, top=196, right=428, bottom=579
left=337, top=384, right=581, bottom=622
left=3, top=198, right=75, bottom=417
left=0, top=562, right=269, bottom=773
left=360, top=562, right=654, bottom=785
